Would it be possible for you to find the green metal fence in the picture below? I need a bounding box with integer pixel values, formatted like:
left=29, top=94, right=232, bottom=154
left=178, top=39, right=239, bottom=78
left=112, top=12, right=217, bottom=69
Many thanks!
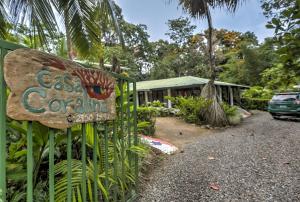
left=0, top=40, right=139, bottom=201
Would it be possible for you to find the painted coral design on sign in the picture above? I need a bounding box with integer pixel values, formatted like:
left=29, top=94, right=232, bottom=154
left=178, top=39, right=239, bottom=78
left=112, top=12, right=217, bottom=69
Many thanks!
left=4, top=48, right=116, bottom=129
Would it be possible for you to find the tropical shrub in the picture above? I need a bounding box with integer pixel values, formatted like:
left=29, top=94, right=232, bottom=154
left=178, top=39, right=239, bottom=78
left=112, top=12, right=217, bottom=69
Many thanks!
left=165, top=96, right=211, bottom=124
left=222, top=103, right=238, bottom=117
left=241, top=86, right=272, bottom=111
left=166, top=96, right=245, bottom=126
left=221, top=103, right=241, bottom=125
left=242, top=86, right=273, bottom=99
left=5, top=120, right=148, bottom=202
left=4, top=82, right=148, bottom=201
left=154, top=107, right=179, bottom=117
left=241, top=98, right=269, bottom=111
left=147, top=100, right=165, bottom=108
left=137, top=107, right=158, bottom=136
left=145, top=100, right=179, bottom=117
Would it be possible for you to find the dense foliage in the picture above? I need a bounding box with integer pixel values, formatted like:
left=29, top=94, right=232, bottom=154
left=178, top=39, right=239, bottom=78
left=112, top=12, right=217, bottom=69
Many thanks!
left=137, top=107, right=157, bottom=136
left=2, top=0, right=299, bottom=200
left=241, top=98, right=269, bottom=111
left=4, top=82, right=148, bottom=201
left=165, top=96, right=240, bottom=125
left=6, top=121, right=148, bottom=201
left=166, top=96, right=211, bottom=124
left=1, top=1, right=298, bottom=91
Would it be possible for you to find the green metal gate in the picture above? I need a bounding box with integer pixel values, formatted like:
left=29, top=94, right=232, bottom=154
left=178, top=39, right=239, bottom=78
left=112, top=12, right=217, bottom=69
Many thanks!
left=0, top=40, right=139, bottom=201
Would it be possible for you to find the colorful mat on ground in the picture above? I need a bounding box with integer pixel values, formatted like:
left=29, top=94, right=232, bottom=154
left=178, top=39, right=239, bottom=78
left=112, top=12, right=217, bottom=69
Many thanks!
left=141, top=135, right=178, bottom=154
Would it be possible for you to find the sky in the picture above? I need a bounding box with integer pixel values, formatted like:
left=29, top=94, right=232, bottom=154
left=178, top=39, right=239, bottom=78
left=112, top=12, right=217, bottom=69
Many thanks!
left=115, top=0, right=274, bottom=43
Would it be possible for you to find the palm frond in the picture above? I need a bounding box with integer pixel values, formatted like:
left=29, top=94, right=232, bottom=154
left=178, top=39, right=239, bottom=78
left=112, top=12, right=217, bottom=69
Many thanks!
left=0, top=0, right=8, bottom=38
left=97, top=0, right=125, bottom=47
left=53, top=0, right=100, bottom=57
left=177, top=0, right=244, bottom=19
left=8, top=0, right=58, bottom=46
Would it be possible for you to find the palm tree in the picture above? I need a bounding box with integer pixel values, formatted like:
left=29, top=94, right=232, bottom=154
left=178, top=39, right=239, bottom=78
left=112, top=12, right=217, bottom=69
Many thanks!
left=177, top=0, right=244, bottom=126
left=8, top=0, right=58, bottom=47
left=5, top=0, right=122, bottom=60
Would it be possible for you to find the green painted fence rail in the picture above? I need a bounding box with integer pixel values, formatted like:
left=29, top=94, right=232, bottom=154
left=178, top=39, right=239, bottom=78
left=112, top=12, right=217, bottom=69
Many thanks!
left=0, top=39, right=139, bottom=202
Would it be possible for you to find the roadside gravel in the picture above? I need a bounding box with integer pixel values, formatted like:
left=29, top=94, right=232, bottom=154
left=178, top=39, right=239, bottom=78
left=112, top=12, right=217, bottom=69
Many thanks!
left=138, top=111, right=300, bottom=202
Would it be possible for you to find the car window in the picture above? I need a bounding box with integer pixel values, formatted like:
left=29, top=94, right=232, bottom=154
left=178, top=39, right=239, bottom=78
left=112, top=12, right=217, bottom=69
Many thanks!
left=272, top=94, right=297, bottom=101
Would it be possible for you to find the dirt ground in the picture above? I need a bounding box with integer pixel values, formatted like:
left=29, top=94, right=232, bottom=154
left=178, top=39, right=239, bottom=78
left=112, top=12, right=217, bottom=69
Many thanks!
left=154, top=117, right=213, bottom=149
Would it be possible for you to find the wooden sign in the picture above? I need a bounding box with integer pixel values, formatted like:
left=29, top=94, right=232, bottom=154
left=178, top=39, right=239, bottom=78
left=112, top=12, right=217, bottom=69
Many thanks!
left=4, top=49, right=116, bottom=129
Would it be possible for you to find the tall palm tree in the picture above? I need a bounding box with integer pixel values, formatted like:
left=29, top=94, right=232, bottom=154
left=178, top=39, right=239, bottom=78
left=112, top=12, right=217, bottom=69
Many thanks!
left=177, top=0, right=244, bottom=126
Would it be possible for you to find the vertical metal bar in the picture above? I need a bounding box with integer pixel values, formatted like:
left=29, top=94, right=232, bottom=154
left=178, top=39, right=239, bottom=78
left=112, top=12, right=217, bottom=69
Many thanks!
left=120, top=79, right=125, bottom=201
left=27, top=121, right=33, bottom=202
left=104, top=123, right=109, bottom=202
left=82, top=124, right=87, bottom=202
left=0, top=48, right=7, bottom=202
left=127, top=81, right=132, bottom=168
left=93, top=123, right=98, bottom=202
left=112, top=121, right=118, bottom=202
left=49, top=129, right=55, bottom=202
left=133, top=82, right=139, bottom=187
left=67, top=128, right=72, bottom=202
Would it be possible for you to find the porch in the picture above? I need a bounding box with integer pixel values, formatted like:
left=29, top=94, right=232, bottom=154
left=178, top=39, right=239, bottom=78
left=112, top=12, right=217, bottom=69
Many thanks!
left=136, top=76, right=248, bottom=107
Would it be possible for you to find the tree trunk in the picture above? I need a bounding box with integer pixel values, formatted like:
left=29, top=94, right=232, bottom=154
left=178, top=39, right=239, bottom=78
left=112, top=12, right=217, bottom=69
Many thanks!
left=64, top=7, right=73, bottom=60
left=200, top=6, right=228, bottom=127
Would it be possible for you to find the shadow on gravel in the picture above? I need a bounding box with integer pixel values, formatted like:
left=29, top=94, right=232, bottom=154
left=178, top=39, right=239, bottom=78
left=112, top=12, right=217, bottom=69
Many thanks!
left=273, top=117, right=300, bottom=122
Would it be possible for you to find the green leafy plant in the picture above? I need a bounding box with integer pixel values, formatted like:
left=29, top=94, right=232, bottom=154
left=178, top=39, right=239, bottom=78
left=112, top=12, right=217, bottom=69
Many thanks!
left=222, top=103, right=238, bottom=117
left=137, top=107, right=157, bottom=136
left=221, top=103, right=242, bottom=125
left=166, top=96, right=211, bottom=124
left=242, top=86, right=273, bottom=99
left=241, top=86, right=272, bottom=111
left=146, top=100, right=165, bottom=108
left=4, top=81, right=148, bottom=201
left=241, top=98, right=269, bottom=111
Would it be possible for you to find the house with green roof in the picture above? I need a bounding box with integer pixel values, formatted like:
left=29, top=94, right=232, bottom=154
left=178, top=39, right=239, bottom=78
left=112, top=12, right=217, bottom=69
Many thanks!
left=136, top=76, right=249, bottom=108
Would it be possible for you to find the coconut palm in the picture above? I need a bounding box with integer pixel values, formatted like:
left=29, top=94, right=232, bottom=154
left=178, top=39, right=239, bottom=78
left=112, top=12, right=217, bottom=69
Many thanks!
left=177, top=0, right=244, bottom=126
left=8, top=0, right=58, bottom=46
left=4, top=0, right=123, bottom=60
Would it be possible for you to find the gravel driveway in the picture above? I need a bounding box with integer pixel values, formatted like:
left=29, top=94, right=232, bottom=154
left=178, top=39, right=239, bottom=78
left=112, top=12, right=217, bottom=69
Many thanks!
left=138, top=112, right=300, bottom=202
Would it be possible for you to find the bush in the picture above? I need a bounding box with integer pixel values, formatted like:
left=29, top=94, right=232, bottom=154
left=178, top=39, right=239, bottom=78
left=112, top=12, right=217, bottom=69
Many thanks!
left=145, top=100, right=180, bottom=117
left=222, top=103, right=240, bottom=125
left=242, top=86, right=273, bottom=99
left=166, top=96, right=244, bottom=126
left=222, top=103, right=238, bottom=117
left=137, top=107, right=158, bottom=136
left=165, top=96, right=211, bottom=124
left=153, top=107, right=179, bottom=117
left=241, top=98, right=269, bottom=111
left=241, top=86, right=271, bottom=111
left=147, top=100, right=165, bottom=107
left=221, top=103, right=242, bottom=125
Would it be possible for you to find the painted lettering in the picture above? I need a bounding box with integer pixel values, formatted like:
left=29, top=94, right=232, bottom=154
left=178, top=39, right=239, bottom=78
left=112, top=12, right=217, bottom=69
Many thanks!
left=37, top=68, right=52, bottom=88
left=22, top=87, right=46, bottom=113
left=49, top=98, right=62, bottom=112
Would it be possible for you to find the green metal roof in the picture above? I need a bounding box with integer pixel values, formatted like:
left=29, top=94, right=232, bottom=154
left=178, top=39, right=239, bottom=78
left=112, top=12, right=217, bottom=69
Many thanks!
left=136, top=76, right=248, bottom=91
